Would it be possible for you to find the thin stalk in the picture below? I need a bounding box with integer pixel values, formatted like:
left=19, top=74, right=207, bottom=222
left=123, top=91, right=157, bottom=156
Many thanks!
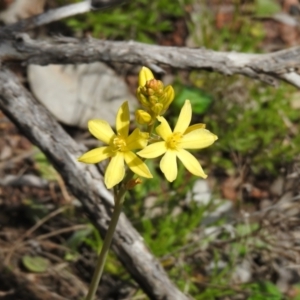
left=148, top=122, right=155, bottom=135
left=85, top=190, right=126, bottom=300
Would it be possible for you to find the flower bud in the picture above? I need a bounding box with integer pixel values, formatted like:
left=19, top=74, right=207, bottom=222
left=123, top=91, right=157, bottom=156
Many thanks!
left=151, top=103, right=164, bottom=116
left=137, top=88, right=151, bottom=108
left=135, top=110, right=152, bottom=125
left=161, top=85, right=175, bottom=111
left=146, top=79, right=164, bottom=95
left=137, top=67, right=176, bottom=117
left=149, top=95, right=159, bottom=106
left=138, top=67, right=154, bottom=87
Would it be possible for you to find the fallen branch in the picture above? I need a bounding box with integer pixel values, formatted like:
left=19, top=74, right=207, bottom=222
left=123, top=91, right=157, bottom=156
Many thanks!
left=0, top=0, right=299, bottom=88
left=1, top=33, right=300, bottom=88
left=0, top=67, right=189, bottom=300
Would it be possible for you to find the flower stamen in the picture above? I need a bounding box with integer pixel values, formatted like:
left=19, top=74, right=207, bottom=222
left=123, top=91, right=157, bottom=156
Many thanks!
left=113, top=136, right=127, bottom=152
left=166, top=132, right=182, bottom=150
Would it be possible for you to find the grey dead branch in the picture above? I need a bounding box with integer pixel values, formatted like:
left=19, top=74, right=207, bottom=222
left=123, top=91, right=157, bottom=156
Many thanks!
left=0, top=0, right=300, bottom=300
left=3, top=33, right=300, bottom=88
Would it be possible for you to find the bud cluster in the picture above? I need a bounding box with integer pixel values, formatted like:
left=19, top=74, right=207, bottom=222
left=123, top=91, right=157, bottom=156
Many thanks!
left=136, top=67, right=175, bottom=125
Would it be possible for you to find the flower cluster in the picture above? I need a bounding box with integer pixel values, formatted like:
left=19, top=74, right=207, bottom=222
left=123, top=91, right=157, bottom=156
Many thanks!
left=78, top=67, right=218, bottom=189
left=136, top=67, right=174, bottom=125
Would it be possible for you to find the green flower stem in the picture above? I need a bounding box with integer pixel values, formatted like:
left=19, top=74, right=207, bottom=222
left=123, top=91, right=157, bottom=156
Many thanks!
left=148, top=122, right=155, bottom=135
left=85, top=189, right=126, bottom=300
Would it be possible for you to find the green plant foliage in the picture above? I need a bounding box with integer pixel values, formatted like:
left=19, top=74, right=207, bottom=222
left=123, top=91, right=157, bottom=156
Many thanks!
left=247, top=281, right=282, bottom=300
left=173, top=85, right=213, bottom=114
left=190, top=6, right=265, bottom=53
left=187, top=0, right=299, bottom=175
left=255, top=0, right=281, bottom=17
left=22, top=255, right=50, bottom=273
left=205, top=79, right=300, bottom=174
left=66, top=224, right=123, bottom=275
left=66, top=226, right=95, bottom=251
left=65, top=0, right=191, bottom=42
left=141, top=202, right=206, bottom=257
left=33, top=150, right=58, bottom=180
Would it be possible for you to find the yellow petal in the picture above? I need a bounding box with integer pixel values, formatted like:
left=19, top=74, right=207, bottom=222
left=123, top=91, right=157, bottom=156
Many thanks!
left=185, top=123, right=206, bottom=134
left=88, top=120, right=115, bottom=144
left=156, top=116, right=172, bottom=140
left=137, top=141, right=167, bottom=158
left=138, top=66, right=154, bottom=87
left=180, top=129, right=218, bottom=149
left=173, top=100, right=191, bottom=133
left=124, top=151, right=152, bottom=178
left=160, top=150, right=177, bottom=182
left=177, top=149, right=207, bottom=178
left=78, top=147, right=112, bottom=164
left=116, top=101, right=130, bottom=137
left=104, top=152, right=125, bottom=189
left=126, top=128, right=149, bottom=150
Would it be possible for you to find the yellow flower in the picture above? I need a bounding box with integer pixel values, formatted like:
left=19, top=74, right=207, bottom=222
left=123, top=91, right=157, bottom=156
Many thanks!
left=78, top=101, right=152, bottom=189
left=137, top=100, right=217, bottom=182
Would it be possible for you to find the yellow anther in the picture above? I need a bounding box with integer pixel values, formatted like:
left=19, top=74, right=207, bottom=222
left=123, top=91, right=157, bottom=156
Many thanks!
left=113, top=136, right=127, bottom=152
left=166, top=132, right=182, bottom=149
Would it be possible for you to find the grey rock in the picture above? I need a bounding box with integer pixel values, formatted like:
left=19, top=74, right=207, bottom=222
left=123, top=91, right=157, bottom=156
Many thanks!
left=185, top=179, right=211, bottom=206
left=270, top=176, right=284, bottom=196
left=28, top=63, right=137, bottom=128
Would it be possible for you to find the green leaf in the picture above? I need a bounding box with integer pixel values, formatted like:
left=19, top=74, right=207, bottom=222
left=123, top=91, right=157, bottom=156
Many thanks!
left=255, top=0, right=280, bottom=16
left=22, top=255, right=49, bottom=273
left=248, top=281, right=282, bottom=299
left=33, top=149, right=57, bottom=180
left=64, top=252, right=79, bottom=262
left=174, top=86, right=213, bottom=114
left=66, top=227, right=93, bottom=250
